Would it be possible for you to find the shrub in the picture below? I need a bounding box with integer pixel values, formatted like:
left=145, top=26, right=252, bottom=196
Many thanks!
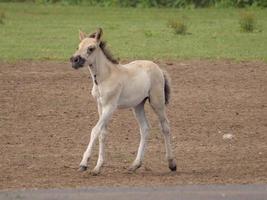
left=239, top=11, right=256, bottom=32
left=0, top=12, right=5, bottom=25
left=254, top=0, right=267, bottom=7
left=144, top=30, right=153, bottom=37
left=168, top=19, right=187, bottom=35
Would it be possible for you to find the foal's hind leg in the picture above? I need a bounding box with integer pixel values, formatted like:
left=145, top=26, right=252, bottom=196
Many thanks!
left=129, top=100, right=149, bottom=172
left=149, top=92, right=176, bottom=171
left=158, top=112, right=176, bottom=171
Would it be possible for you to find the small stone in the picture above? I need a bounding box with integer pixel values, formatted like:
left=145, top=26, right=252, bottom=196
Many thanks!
left=223, top=134, right=234, bottom=140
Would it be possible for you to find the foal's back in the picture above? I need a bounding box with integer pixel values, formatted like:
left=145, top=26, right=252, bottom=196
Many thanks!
left=121, top=60, right=164, bottom=83
left=116, top=60, right=165, bottom=109
left=123, top=60, right=159, bottom=71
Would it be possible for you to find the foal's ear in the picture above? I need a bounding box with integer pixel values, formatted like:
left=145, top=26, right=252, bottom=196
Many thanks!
left=79, top=30, right=87, bottom=41
left=95, top=28, right=103, bottom=41
left=89, top=28, right=103, bottom=41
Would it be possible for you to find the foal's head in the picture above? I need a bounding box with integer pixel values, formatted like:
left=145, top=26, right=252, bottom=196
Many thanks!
left=70, top=28, right=103, bottom=69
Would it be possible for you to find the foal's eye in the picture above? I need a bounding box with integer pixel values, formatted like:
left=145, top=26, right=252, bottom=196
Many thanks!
left=87, top=47, right=95, bottom=54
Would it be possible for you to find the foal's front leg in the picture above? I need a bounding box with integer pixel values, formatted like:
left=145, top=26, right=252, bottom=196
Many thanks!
left=91, top=101, right=107, bottom=175
left=91, top=126, right=107, bottom=175
left=78, top=104, right=116, bottom=172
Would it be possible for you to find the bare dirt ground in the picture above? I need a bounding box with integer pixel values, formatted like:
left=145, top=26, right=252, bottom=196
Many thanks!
left=0, top=60, right=266, bottom=189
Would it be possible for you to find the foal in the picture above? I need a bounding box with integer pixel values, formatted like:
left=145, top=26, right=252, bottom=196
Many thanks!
left=70, top=28, right=176, bottom=175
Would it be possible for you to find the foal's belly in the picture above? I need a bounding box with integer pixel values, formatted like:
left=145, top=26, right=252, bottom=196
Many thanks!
left=117, top=73, right=150, bottom=109
left=117, top=93, right=148, bottom=109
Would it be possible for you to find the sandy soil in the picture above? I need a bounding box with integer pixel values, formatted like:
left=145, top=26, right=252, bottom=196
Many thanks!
left=0, top=60, right=266, bottom=189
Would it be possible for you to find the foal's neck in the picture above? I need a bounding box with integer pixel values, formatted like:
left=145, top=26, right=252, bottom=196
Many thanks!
left=92, top=49, right=117, bottom=84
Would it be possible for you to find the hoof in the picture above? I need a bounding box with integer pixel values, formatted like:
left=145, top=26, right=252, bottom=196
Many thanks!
left=128, top=163, right=141, bottom=172
left=91, top=169, right=101, bottom=176
left=78, top=165, right=87, bottom=172
left=169, top=164, right=177, bottom=171
left=168, top=159, right=177, bottom=172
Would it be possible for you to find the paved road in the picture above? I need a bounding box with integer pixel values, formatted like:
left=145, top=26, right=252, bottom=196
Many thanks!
left=1, top=185, right=266, bottom=200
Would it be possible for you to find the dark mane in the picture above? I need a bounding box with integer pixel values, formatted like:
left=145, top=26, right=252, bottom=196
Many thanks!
left=99, top=41, right=119, bottom=64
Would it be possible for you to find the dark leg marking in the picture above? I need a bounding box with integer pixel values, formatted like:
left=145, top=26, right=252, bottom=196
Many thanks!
left=168, top=159, right=177, bottom=171
left=78, top=165, right=88, bottom=172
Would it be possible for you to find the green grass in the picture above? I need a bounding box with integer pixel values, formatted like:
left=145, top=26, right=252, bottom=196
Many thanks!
left=0, top=3, right=266, bottom=61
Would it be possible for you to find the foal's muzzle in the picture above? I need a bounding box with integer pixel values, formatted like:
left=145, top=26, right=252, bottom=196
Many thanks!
left=70, top=55, right=86, bottom=69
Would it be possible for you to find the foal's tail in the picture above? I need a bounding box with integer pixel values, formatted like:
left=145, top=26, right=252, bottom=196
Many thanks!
left=163, top=71, right=171, bottom=105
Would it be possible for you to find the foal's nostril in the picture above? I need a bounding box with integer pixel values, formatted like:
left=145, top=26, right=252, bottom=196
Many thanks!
left=71, top=55, right=85, bottom=69
left=70, top=56, right=80, bottom=64
left=75, top=56, right=81, bottom=63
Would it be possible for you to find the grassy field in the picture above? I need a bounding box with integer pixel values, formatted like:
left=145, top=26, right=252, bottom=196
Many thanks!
left=0, top=3, right=266, bottom=61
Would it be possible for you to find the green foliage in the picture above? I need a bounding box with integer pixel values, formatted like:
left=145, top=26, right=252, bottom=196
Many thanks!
left=1, top=0, right=267, bottom=7
left=215, top=0, right=236, bottom=8
left=254, top=0, right=267, bottom=7
left=239, top=11, right=256, bottom=32
left=168, top=19, right=187, bottom=35
left=34, top=0, right=81, bottom=4
left=215, top=0, right=264, bottom=8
